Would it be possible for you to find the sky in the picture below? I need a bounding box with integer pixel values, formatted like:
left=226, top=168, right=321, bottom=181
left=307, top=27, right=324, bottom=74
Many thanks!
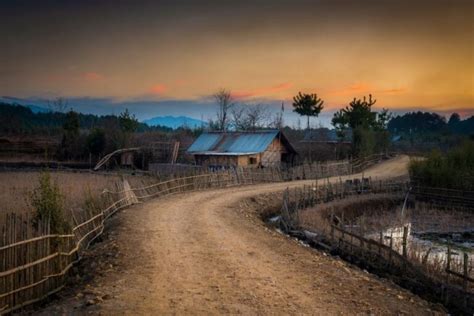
left=1, top=0, right=473, bottom=126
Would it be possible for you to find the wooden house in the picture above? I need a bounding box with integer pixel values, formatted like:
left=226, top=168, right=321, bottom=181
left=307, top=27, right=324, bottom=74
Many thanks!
left=187, top=130, right=297, bottom=168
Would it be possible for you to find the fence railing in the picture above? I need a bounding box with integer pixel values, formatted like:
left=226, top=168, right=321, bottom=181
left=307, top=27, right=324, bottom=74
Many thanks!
left=0, top=158, right=359, bottom=313
left=410, top=185, right=474, bottom=209
left=277, top=179, right=474, bottom=314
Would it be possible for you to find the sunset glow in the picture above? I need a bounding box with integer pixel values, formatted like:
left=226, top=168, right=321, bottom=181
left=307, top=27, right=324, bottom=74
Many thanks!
left=0, top=0, right=472, bottom=118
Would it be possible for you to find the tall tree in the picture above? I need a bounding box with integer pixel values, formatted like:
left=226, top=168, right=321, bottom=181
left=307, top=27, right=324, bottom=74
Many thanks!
left=214, top=89, right=234, bottom=131
left=119, top=108, right=139, bottom=147
left=119, top=108, right=139, bottom=134
left=59, top=109, right=81, bottom=160
left=332, top=95, right=390, bottom=157
left=63, top=110, right=80, bottom=138
left=292, top=92, right=324, bottom=130
left=333, top=94, right=377, bottom=130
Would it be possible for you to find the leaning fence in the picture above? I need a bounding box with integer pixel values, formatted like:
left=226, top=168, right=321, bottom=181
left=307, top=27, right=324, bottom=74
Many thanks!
left=0, top=158, right=358, bottom=314
left=277, top=179, right=474, bottom=314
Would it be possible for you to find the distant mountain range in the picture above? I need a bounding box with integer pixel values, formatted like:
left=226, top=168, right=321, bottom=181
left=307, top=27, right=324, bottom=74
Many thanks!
left=143, top=116, right=206, bottom=129
left=1, top=96, right=207, bottom=129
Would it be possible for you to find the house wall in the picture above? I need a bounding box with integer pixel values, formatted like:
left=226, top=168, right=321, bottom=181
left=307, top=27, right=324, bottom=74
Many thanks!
left=193, top=135, right=294, bottom=167
left=195, top=155, right=239, bottom=167
left=261, top=137, right=287, bottom=167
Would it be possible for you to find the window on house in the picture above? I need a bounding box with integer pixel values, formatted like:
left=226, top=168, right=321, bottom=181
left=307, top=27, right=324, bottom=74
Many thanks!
left=249, top=157, right=257, bottom=165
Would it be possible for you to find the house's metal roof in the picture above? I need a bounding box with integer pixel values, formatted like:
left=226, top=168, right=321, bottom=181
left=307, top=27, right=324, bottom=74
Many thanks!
left=187, top=130, right=281, bottom=154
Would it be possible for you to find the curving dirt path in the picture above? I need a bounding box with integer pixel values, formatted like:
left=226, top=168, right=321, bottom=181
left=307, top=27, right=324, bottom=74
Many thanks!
left=40, top=156, right=442, bottom=315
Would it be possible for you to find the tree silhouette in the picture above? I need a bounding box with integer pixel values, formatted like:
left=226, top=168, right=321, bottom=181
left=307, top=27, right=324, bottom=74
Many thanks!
left=448, top=113, right=461, bottom=125
left=333, top=94, right=377, bottom=130
left=119, top=108, right=139, bottom=134
left=292, top=92, right=324, bottom=130
left=332, top=94, right=392, bottom=157
left=213, top=89, right=234, bottom=132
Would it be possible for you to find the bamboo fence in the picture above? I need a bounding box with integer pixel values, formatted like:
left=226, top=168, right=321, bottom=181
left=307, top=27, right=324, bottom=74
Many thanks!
left=278, top=179, right=474, bottom=313
left=0, top=159, right=355, bottom=313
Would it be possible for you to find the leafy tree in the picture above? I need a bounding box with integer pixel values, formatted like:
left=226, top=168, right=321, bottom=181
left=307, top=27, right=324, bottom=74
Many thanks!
left=63, top=110, right=80, bottom=137
left=332, top=95, right=391, bottom=157
left=332, top=94, right=377, bottom=130
left=118, top=109, right=139, bottom=147
left=374, top=108, right=392, bottom=130
left=292, top=92, right=324, bottom=130
left=59, top=110, right=81, bottom=160
left=119, top=108, right=139, bottom=134
left=387, top=111, right=446, bottom=134
left=86, top=128, right=106, bottom=156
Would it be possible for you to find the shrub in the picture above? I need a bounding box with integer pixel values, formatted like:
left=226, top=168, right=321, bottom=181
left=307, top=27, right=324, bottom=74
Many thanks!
left=409, top=141, right=474, bottom=190
left=30, top=171, right=70, bottom=234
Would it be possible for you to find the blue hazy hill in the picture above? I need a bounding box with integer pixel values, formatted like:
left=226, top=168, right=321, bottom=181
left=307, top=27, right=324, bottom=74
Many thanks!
left=0, top=96, right=49, bottom=113
left=143, top=116, right=205, bottom=129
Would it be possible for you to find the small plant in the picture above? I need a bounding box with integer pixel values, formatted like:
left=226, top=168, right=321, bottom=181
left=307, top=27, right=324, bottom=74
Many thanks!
left=30, top=171, right=70, bottom=234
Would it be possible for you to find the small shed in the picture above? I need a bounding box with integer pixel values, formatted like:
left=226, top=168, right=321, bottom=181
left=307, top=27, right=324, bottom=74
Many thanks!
left=187, top=130, right=297, bottom=168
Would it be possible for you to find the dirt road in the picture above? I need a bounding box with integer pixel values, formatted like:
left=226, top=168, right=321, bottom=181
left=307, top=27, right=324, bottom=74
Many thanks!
left=39, top=156, right=440, bottom=315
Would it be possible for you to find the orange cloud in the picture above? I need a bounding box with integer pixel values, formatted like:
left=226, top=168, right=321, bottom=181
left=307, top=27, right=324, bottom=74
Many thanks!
left=232, top=82, right=293, bottom=99
left=328, top=82, right=406, bottom=97
left=82, top=72, right=104, bottom=81
left=150, top=83, right=168, bottom=94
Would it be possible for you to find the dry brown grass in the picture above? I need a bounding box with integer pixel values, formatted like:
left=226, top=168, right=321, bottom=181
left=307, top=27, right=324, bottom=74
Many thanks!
left=0, top=171, right=120, bottom=216
left=297, top=196, right=473, bottom=281
left=298, top=194, right=404, bottom=233
left=0, top=171, right=158, bottom=225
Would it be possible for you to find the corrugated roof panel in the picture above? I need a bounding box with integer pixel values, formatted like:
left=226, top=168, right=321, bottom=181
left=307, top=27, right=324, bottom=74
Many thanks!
left=187, top=133, right=222, bottom=152
left=187, top=130, right=280, bottom=154
left=226, top=131, right=278, bottom=153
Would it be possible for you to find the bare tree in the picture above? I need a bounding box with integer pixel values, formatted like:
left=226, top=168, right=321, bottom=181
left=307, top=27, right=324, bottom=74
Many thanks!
left=231, top=106, right=247, bottom=131
left=246, top=104, right=269, bottom=131
left=213, top=89, right=234, bottom=131
left=231, top=104, right=270, bottom=131
left=270, top=102, right=285, bottom=129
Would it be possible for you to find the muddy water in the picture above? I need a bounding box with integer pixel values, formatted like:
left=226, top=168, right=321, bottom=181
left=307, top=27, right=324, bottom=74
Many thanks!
left=368, top=221, right=473, bottom=268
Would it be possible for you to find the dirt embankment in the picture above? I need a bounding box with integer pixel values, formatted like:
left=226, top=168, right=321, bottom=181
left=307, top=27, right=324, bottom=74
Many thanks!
left=36, top=156, right=445, bottom=315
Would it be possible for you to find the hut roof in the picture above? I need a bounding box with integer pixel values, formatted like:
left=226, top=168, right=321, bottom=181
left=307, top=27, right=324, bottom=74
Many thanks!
left=187, top=130, right=296, bottom=155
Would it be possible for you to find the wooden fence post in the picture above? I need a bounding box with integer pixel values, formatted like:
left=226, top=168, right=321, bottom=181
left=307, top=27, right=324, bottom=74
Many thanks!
left=463, top=252, right=469, bottom=293
left=379, top=231, right=383, bottom=256
left=389, top=233, right=393, bottom=265
left=445, top=245, right=451, bottom=305
left=402, top=225, right=408, bottom=258
left=330, top=212, right=335, bottom=241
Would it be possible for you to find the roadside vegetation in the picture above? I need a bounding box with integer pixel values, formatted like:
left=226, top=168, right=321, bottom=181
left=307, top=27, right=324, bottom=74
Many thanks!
left=409, top=141, right=474, bottom=190
left=0, top=171, right=157, bottom=227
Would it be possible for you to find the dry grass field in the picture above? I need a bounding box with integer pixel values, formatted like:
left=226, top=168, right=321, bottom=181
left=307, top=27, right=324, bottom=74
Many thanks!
left=0, top=171, right=157, bottom=224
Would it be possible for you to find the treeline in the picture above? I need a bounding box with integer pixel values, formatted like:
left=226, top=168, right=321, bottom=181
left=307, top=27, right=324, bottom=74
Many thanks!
left=0, top=102, right=173, bottom=135
left=388, top=112, right=474, bottom=137
left=409, top=141, right=474, bottom=190
left=0, top=102, right=198, bottom=162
